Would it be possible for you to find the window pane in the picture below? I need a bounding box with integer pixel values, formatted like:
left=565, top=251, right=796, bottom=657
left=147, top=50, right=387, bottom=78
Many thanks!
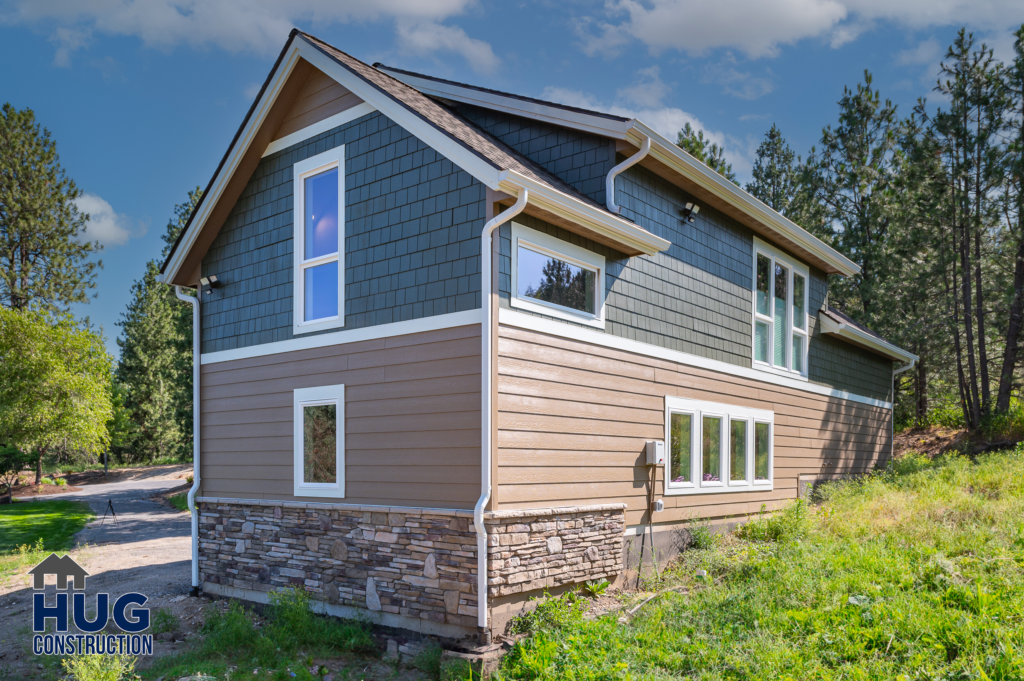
left=304, top=168, right=339, bottom=260
left=773, top=263, right=788, bottom=367
left=755, top=422, right=770, bottom=481
left=756, top=254, right=771, bottom=316
left=702, top=416, right=722, bottom=482
left=670, top=412, right=692, bottom=484
left=792, top=334, right=804, bottom=374
left=518, top=245, right=596, bottom=315
left=793, top=272, right=805, bottom=330
left=303, top=403, right=337, bottom=484
left=730, top=420, right=747, bottom=481
left=754, top=321, right=769, bottom=363
left=304, top=261, right=339, bottom=321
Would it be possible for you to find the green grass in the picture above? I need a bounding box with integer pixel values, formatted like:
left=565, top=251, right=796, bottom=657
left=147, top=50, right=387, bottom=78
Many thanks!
left=137, top=587, right=377, bottom=680
left=0, top=499, right=94, bottom=581
left=168, top=492, right=190, bottom=513
left=496, top=447, right=1024, bottom=680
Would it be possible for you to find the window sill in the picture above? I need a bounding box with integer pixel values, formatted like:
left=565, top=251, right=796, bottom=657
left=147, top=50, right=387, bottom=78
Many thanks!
left=752, top=361, right=808, bottom=382
left=294, top=316, right=346, bottom=336
left=510, top=297, right=605, bottom=329
left=664, top=481, right=774, bottom=496
left=293, top=485, right=346, bottom=499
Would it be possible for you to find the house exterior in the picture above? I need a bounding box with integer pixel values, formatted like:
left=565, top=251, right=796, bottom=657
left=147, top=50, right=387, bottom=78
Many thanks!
left=160, top=30, right=916, bottom=641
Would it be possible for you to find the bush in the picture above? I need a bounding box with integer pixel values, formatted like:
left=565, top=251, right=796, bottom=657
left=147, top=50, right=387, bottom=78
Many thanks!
left=687, top=515, right=719, bottom=549
left=150, top=608, right=178, bottom=635
left=930, top=402, right=966, bottom=429
left=61, top=653, right=135, bottom=681
left=735, top=500, right=809, bottom=543
left=508, top=590, right=586, bottom=635
left=981, top=396, right=1024, bottom=442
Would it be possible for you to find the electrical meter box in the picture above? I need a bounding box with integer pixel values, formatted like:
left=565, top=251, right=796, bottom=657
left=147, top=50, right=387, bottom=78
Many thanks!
left=645, top=440, right=665, bottom=466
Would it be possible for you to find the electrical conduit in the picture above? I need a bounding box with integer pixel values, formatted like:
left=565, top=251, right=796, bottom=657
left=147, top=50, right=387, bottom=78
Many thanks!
left=473, top=181, right=528, bottom=634
left=174, top=285, right=201, bottom=592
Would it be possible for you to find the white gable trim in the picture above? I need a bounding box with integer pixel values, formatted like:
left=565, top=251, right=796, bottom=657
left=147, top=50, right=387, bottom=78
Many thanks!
left=263, top=102, right=376, bottom=157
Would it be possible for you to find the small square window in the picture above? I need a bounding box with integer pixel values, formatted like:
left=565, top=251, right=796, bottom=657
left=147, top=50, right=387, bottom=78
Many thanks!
left=293, top=384, right=345, bottom=498
left=510, top=223, right=606, bottom=328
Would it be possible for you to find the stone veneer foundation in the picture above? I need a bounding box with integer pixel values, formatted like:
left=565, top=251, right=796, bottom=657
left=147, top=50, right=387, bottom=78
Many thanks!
left=196, top=498, right=626, bottom=637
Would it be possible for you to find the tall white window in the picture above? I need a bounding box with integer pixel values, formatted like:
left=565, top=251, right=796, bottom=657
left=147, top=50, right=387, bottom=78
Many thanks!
left=293, top=384, right=345, bottom=498
left=665, top=395, right=773, bottom=496
left=293, top=147, right=344, bottom=335
left=753, top=238, right=808, bottom=378
left=510, top=222, right=605, bottom=328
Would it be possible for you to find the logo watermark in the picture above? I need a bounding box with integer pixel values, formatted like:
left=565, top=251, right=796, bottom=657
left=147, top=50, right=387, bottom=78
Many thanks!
left=29, top=553, right=153, bottom=656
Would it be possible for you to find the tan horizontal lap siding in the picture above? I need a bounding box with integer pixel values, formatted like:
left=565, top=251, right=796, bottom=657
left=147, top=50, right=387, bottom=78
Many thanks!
left=200, top=325, right=481, bottom=508
left=495, top=325, right=891, bottom=525
left=273, top=68, right=365, bottom=140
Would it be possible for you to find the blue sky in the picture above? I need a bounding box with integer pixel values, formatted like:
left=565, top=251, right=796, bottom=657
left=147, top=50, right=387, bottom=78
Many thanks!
left=1, top=1, right=1022, bottom=356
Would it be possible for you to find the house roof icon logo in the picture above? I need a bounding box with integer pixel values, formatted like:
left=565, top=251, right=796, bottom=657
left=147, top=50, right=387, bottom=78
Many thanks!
left=28, top=553, right=89, bottom=591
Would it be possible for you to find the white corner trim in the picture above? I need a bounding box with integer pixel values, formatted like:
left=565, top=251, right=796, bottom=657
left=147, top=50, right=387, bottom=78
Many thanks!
left=200, top=309, right=481, bottom=365
left=263, top=102, right=376, bottom=157
left=499, top=308, right=892, bottom=409
left=293, top=384, right=345, bottom=499
left=510, top=222, right=606, bottom=329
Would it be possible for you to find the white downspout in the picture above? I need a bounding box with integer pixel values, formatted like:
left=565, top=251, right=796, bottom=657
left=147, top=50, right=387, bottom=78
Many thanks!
left=605, top=135, right=651, bottom=215
left=175, top=285, right=201, bottom=593
left=891, top=358, right=916, bottom=460
left=473, top=182, right=528, bottom=634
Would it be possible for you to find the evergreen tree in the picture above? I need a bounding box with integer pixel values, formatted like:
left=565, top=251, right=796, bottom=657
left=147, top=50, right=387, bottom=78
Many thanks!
left=114, top=189, right=201, bottom=462
left=676, top=123, right=739, bottom=185
left=0, top=104, right=101, bottom=312
left=746, top=124, right=797, bottom=215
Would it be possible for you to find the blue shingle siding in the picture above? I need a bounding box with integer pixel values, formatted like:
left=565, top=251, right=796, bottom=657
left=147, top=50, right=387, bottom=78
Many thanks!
left=199, top=111, right=486, bottom=353
left=455, top=105, right=615, bottom=206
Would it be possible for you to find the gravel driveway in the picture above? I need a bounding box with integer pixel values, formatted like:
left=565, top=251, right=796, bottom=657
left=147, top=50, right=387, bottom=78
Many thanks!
left=0, top=465, right=209, bottom=678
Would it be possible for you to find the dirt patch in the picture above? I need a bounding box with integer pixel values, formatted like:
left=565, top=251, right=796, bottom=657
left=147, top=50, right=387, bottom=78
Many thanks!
left=151, top=482, right=192, bottom=509
left=9, top=483, right=84, bottom=498
left=895, top=426, right=970, bottom=458
left=61, top=464, right=192, bottom=487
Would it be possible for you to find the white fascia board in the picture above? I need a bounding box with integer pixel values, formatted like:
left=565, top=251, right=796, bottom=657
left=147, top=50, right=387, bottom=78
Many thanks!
left=201, top=308, right=481, bottom=365
left=295, top=39, right=504, bottom=190
left=818, top=314, right=918, bottom=363
left=499, top=308, right=893, bottom=409
left=626, top=122, right=860, bottom=278
left=263, top=102, right=376, bottom=157
left=376, top=67, right=633, bottom=140
left=161, top=47, right=306, bottom=284
left=498, top=170, right=670, bottom=256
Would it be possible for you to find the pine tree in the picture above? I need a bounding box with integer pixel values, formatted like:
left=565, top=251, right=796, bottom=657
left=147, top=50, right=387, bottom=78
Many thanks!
left=746, top=124, right=797, bottom=215
left=114, top=189, right=201, bottom=462
left=676, top=123, right=739, bottom=185
left=0, top=104, right=101, bottom=312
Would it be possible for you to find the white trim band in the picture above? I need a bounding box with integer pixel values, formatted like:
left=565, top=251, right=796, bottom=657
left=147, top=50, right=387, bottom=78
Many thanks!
left=498, top=308, right=892, bottom=409
left=200, top=309, right=481, bottom=365
left=263, top=102, right=376, bottom=157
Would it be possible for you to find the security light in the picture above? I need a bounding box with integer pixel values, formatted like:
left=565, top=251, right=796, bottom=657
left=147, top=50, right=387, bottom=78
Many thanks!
left=682, top=203, right=701, bottom=223
left=200, top=275, right=221, bottom=295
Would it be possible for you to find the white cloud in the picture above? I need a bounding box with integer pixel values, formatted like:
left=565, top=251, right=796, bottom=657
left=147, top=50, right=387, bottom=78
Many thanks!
left=395, top=21, right=499, bottom=74
left=897, top=37, right=942, bottom=65
left=702, top=57, right=775, bottom=100
left=541, top=68, right=758, bottom=179
left=575, top=0, right=1024, bottom=60
left=75, top=193, right=146, bottom=246
left=4, top=0, right=495, bottom=71
left=243, top=82, right=262, bottom=100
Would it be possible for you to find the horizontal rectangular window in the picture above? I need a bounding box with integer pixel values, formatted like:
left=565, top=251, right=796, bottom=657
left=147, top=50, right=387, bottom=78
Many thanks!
left=664, top=396, right=773, bottom=495
left=293, top=384, right=345, bottom=498
left=510, top=222, right=606, bottom=328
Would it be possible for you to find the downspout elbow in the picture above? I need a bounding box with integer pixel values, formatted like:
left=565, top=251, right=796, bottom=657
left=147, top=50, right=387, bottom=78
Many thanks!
left=474, top=184, right=528, bottom=635
left=605, top=135, right=651, bottom=215
left=174, top=285, right=201, bottom=592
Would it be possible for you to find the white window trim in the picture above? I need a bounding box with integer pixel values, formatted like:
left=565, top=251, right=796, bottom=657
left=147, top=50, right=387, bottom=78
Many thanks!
left=293, top=384, right=345, bottom=498
left=664, top=395, right=774, bottom=496
left=293, top=147, right=345, bottom=335
left=510, top=222, right=606, bottom=329
left=752, top=237, right=809, bottom=380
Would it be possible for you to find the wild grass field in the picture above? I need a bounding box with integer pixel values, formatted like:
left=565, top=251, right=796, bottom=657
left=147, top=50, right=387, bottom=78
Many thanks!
left=496, top=447, right=1024, bottom=680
